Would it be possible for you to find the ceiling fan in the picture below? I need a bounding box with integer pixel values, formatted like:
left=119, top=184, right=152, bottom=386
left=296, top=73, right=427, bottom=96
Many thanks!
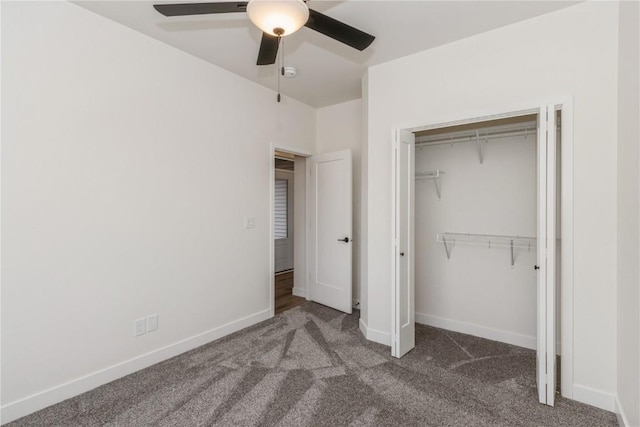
left=153, top=0, right=375, bottom=66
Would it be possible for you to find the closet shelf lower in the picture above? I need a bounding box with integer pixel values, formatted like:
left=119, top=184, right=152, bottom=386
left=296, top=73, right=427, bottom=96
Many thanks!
left=436, top=232, right=536, bottom=266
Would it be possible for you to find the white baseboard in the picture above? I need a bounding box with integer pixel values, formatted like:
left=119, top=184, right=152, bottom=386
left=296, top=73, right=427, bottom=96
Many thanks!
left=359, top=318, right=391, bottom=346
left=0, top=309, right=272, bottom=425
left=415, top=312, right=537, bottom=350
left=572, top=384, right=616, bottom=412
left=292, top=286, right=306, bottom=298
left=615, top=396, right=630, bottom=427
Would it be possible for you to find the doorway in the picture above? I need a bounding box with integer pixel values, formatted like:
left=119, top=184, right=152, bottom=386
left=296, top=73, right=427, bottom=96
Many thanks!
left=392, top=101, right=573, bottom=407
left=273, top=152, right=305, bottom=315
left=269, top=146, right=355, bottom=317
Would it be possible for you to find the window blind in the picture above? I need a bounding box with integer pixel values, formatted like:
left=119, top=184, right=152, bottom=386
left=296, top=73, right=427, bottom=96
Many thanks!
left=274, top=179, right=288, bottom=239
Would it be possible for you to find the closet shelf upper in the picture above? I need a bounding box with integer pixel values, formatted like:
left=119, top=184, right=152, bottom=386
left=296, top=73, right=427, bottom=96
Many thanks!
left=436, top=232, right=536, bottom=266
left=415, top=120, right=538, bottom=165
left=415, top=170, right=444, bottom=199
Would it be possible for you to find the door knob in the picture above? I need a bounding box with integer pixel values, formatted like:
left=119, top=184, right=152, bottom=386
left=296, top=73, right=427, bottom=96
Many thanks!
left=338, top=237, right=350, bottom=243
left=400, top=252, right=405, bottom=256
left=534, top=265, right=540, bottom=270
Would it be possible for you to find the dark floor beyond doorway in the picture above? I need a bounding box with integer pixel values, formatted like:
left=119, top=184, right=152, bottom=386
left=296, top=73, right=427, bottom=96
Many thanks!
left=275, top=270, right=305, bottom=314
left=10, top=303, right=616, bottom=426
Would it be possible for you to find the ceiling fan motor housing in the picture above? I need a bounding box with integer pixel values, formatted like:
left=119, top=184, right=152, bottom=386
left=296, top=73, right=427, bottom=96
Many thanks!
left=246, top=0, right=309, bottom=37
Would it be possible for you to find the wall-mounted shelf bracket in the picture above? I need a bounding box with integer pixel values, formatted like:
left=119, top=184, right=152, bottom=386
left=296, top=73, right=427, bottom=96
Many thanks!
left=475, top=130, right=485, bottom=164
left=510, top=239, right=515, bottom=266
left=442, top=236, right=451, bottom=259
left=415, top=170, right=445, bottom=200
left=436, top=232, right=535, bottom=266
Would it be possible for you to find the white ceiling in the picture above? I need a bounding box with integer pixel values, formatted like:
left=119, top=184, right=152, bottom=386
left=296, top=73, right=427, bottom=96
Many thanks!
left=74, top=1, right=577, bottom=108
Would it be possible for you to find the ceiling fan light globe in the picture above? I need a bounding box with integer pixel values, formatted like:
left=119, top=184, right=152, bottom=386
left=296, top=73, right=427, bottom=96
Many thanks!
left=246, top=0, right=309, bottom=37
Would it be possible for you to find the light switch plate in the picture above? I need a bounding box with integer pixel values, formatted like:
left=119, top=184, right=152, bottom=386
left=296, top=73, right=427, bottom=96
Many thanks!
left=244, top=216, right=256, bottom=229
left=147, top=314, right=158, bottom=332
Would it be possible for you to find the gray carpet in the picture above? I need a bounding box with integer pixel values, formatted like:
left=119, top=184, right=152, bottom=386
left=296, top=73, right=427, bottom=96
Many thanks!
left=9, top=303, right=617, bottom=426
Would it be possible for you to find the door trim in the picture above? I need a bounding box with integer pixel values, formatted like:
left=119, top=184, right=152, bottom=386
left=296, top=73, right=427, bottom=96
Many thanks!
left=390, top=97, right=574, bottom=400
left=269, top=144, right=312, bottom=318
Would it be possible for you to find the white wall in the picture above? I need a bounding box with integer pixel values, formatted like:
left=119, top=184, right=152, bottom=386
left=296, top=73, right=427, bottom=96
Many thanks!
left=316, top=99, right=362, bottom=303
left=616, top=1, right=640, bottom=425
left=415, top=134, right=537, bottom=348
left=363, top=1, right=619, bottom=410
left=1, top=1, right=315, bottom=422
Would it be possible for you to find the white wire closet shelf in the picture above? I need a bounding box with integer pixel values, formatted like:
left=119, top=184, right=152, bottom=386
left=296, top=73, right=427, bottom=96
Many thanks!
left=436, top=232, right=536, bottom=266
left=415, top=120, right=539, bottom=164
left=415, top=120, right=538, bottom=146
left=415, top=170, right=444, bottom=199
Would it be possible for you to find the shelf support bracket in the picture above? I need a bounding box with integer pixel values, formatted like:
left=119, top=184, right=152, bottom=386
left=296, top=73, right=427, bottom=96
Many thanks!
left=475, top=130, right=484, bottom=164
left=510, top=239, right=515, bottom=266
left=442, top=236, right=451, bottom=259
left=433, top=177, right=442, bottom=200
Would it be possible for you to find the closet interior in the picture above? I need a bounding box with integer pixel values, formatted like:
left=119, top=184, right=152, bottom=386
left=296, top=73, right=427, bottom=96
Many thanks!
left=413, top=112, right=562, bottom=391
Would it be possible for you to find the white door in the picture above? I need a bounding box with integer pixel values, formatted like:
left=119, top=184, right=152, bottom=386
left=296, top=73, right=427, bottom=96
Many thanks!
left=537, top=104, right=557, bottom=406
left=274, top=170, right=294, bottom=273
left=392, top=129, right=415, bottom=358
left=308, top=149, right=352, bottom=314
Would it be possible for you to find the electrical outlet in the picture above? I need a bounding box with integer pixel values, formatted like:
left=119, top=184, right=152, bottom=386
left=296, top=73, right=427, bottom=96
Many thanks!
left=134, top=318, right=146, bottom=336
left=147, top=314, right=158, bottom=332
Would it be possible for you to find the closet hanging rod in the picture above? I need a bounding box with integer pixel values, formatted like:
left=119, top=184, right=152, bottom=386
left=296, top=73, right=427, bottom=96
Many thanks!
left=416, top=128, right=537, bottom=147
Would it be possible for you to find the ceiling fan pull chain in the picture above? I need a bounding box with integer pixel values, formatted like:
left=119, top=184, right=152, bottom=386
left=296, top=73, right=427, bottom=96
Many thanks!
left=277, top=35, right=282, bottom=102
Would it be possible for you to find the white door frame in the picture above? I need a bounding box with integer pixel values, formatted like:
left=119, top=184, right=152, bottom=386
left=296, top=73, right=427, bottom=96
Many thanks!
left=390, top=97, right=574, bottom=400
left=269, top=144, right=312, bottom=318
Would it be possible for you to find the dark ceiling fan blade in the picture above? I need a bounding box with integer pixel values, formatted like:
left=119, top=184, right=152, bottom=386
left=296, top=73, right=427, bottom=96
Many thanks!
left=257, top=33, right=279, bottom=65
left=305, top=9, right=375, bottom=51
left=153, top=2, right=247, bottom=17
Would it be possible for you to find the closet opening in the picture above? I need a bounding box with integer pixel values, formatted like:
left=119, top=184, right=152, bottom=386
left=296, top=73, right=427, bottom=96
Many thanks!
left=273, top=151, right=306, bottom=315
left=392, top=103, right=570, bottom=407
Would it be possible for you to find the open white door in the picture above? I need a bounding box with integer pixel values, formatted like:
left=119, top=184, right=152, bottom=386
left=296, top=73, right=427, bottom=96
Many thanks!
left=308, top=149, right=352, bottom=314
left=537, top=105, right=557, bottom=406
left=392, top=129, right=415, bottom=358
